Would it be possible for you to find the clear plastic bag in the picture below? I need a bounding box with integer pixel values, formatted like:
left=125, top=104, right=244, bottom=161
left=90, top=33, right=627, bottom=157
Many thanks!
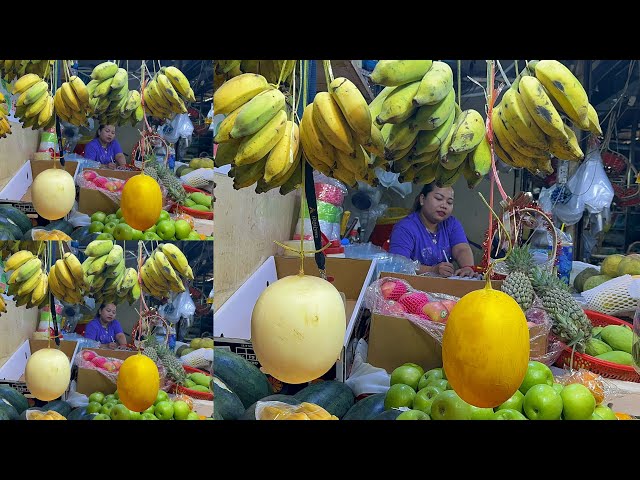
left=159, top=291, right=196, bottom=325
left=343, top=243, right=419, bottom=277
left=77, top=171, right=169, bottom=207
left=525, top=301, right=566, bottom=366
left=158, top=113, right=194, bottom=144
left=254, top=401, right=338, bottom=420
left=554, top=368, right=626, bottom=404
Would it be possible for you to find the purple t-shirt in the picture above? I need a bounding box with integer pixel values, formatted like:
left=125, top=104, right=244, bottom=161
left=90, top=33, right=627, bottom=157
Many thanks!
left=84, top=318, right=124, bottom=345
left=389, top=211, right=468, bottom=266
left=83, top=137, right=123, bottom=165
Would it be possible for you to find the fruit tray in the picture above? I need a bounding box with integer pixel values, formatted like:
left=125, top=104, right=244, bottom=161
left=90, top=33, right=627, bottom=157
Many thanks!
left=554, top=310, right=640, bottom=382
left=169, top=185, right=213, bottom=220
left=168, top=365, right=213, bottom=401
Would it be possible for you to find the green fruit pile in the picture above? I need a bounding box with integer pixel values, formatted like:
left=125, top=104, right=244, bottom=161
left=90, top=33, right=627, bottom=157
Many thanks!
left=87, top=389, right=208, bottom=420
left=89, top=208, right=204, bottom=241
left=182, top=371, right=213, bottom=393
left=183, top=191, right=212, bottom=212
left=585, top=324, right=634, bottom=366
left=382, top=360, right=633, bottom=420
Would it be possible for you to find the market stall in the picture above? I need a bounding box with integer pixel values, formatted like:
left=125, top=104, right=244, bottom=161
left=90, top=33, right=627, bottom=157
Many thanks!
left=213, top=59, right=640, bottom=420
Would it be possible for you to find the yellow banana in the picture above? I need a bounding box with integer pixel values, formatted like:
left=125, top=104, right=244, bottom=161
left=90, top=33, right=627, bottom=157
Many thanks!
left=518, top=75, right=567, bottom=140
left=587, top=103, right=602, bottom=136
left=109, top=68, right=128, bottom=91
left=264, top=120, right=300, bottom=183
left=312, top=92, right=354, bottom=154
left=385, top=118, right=420, bottom=157
left=462, top=158, right=483, bottom=189
left=85, top=240, right=114, bottom=257
left=235, top=109, right=288, bottom=166
left=18, top=80, right=48, bottom=106
left=377, top=81, right=421, bottom=125
left=93, top=77, right=114, bottom=98
left=214, top=106, right=243, bottom=143
left=157, top=73, right=187, bottom=113
left=468, top=133, right=492, bottom=176
left=153, top=250, right=185, bottom=292
left=91, top=61, right=118, bottom=81
left=17, top=270, right=43, bottom=297
left=409, top=88, right=455, bottom=131
left=69, top=76, right=90, bottom=105
left=440, top=150, right=468, bottom=170
left=435, top=161, right=464, bottom=187
left=163, top=66, right=194, bottom=101
left=214, top=139, right=241, bottom=167
left=368, top=86, right=395, bottom=128
left=330, top=77, right=372, bottom=142
left=412, top=162, right=439, bottom=185
left=25, top=90, right=50, bottom=118
left=104, top=244, right=124, bottom=267
left=230, top=88, right=286, bottom=139
left=88, top=254, right=109, bottom=276
left=63, top=252, right=85, bottom=284
left=12, top=73, right=41, bottom=95
left=494, top=106, right=548, bottom=159
left=257, top=147, right=302, bottom=193
left=331, top=163, right=357, bottom=187
left=531, top=60, right=589, bottom=130
left=54, top=259, right=75, bottom=290
left=5, top=250, right=35, bottom=271
left=413, top=61, right=453, bottom=106
left=122, top=90, right=141, bottom=114
left=36, top=95, right=54, bottom=127
left=370, top=60, right=433, bottom=87
left=335, top=145, right=367, bottom=177
left=160, top=243, right=192, bottom=279
left=385, top=141, right=416, bottom=162
left=547, top=124, right=584, bottom=161
left=414, top=107, right=457, bottom=155
left=9, top=258, right=41, bottom=284
left=299, top=103, right=337, bottom=168
left=448, top=109, right=486, bottom=154
left=407, top=149, right=440, bottom=166
left=213, top=73, right=270, bottom=115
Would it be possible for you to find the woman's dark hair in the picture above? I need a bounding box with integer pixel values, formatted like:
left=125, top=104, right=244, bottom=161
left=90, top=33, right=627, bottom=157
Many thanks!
left=413, top=182, right=437, bottom=211
left=95, top=124, right=115, bottom=137
left=97, top=303, right=116, bottom=314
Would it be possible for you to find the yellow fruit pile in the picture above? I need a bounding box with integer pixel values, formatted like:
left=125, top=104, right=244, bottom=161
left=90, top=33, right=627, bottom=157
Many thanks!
left=258, top=401, right=338, bottom=420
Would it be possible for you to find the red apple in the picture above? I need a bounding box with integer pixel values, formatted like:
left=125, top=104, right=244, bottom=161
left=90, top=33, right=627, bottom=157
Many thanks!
left=83, top=170, right=97, bottom=181
left=380, top=281, right=397, bottom=299
left=102, top=361, right=117, bottom=372
left=82, top=350, right=97, bottom=361
left=440, top=299, right=457, bottom=313
left=94, top=177, right=108, bottom=188
left=91, top=356, right=107, bottom=368
left=379, top=300, right=407, bottom=316
left=104, top=182, right=118, bottom=192
left=422, top=301, right=449, bottom=323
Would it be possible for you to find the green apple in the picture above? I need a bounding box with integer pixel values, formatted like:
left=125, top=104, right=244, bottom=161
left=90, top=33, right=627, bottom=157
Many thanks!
left=560, top=383, right=596, bottom=420
left=129, top=411, right=142, bottom=420
left=142, top=232, right=161, bottom=240
left=105, top=214, right=119, bottom=224
left=156, top=220, right=176, bottom=240
left=384, top=384, right=416, bottom=410
left=141, top=413, right=158, bottom=420
left=154, top=390, right=169, bottom=405
left=157, top=210, right=171, bottom=224
left=104, top=394, right=117, bottom=404
left=113, top=223, right=133, bottom=241
left=205, top=236, right=214, bottom=241
left=93, top=413, right=111, bottom=420
left=519, top=361, right=554, bottom=395
left=413, top=385, right=444, bottom=415
left=418, top=368, right=445, bottom=390
left=591, top=413, right=604, bottom=420
left=116, top=208, right=123, bottom=219
left=552, top=383, right=564, bottom=395
left=110, top=404, right=132, bottom=420
left=113, top=391, right=120, bottom=400
left=523, top=384, right=563, bottom=420
left=495, top=389, right=525, bottom=414
left=186, top=412, right=200, bottom=420
left=172, top=400, right=191, bottom=420
left=144, top=405, right=156, bottom=415
left=390, top=365, right=423, bottom=391
left=88, top=391, right=105, bottom=404
left=131, top=228, right=143, bottom=241
left=402, top=363, right=425, bottom=377
left=426, top=378, right=450, bottom=391
left=174, top=220, right=192, bottom=240
left=430, top=390, right=472, bottom=420
left=86, top=401, right=103, bottom=414
left=96, top=233, right=114, bottom=240
left=119, top=217, right=129, bottom=224
left=91, top=211, right=107, bottom=224
left=397, top=409, right=430, bottom=420
left=145, top=225, right=157, bottom=234
left=103, top=221, right=118, bottom=236
left=154, top=401, right=174, bottom=420
left=89, top=221, right=104, bottom=233
left=493, top=408, right=527, bottom=420
left=100, top=402, right=117, bottom=416
left=470, top=405, right=496, bottom=420
left=186, top=231, right=201, bottom=240
left=594, top=405, right=618, bottom=420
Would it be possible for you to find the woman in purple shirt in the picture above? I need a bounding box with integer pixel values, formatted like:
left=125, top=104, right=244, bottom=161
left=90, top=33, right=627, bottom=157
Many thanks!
left=389, top=182, right=479, bottom=278
left=84, top=303, right=127, bottom=349
left=83, top=124, right=126, bottom=168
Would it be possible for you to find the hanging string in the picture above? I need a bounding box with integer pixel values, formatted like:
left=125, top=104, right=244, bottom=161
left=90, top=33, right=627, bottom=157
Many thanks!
left=457, top=60, right=462, bottom=107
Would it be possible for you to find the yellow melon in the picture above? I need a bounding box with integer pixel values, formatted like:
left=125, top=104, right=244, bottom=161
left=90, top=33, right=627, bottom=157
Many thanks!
left=120, top=174, right=162, bottom=231
left=31, top=168, right=75, bottom=220
left=117, top=353, right=160, bottom=412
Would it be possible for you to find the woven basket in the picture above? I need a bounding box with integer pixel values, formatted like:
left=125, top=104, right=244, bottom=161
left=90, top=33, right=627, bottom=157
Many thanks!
left=169, top=185, right=213, bottom=220
left=169, top=365, right=213, bottom=401
left=554, top=310, right=640, bottom=382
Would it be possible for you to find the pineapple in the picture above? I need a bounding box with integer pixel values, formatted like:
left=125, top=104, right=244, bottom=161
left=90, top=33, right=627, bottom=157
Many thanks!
left=143, top=346, right=158, bottom=363
left=501, top=244, right=536, bottom=311
left=530, top=266, right=592, bottom=352
left=155, top=342, right=187, bottom=385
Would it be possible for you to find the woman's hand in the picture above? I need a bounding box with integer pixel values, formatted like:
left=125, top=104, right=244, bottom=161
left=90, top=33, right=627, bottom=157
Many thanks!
left=455, top=266, right=480, bottom=279
left=105, top=342, right=117, bottom=349
left=433, top=262, right=455, bottom=277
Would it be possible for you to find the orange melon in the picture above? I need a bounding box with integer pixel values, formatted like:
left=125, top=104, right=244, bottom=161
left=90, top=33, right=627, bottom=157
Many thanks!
left=121, top=174, right=162, bottom=231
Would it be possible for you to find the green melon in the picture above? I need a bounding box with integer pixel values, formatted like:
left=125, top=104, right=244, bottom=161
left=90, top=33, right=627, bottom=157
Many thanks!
left=293, top=381, right=355, bottom=419
left=213, top=348, right=273, bottom=408
left=0, top=386, right=29, bottom=414
left=213, top=376, right=245, bottom=420
left=342, top=393, right=387, bottom=420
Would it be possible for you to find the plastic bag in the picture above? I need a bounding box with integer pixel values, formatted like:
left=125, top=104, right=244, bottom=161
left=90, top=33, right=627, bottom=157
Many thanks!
left=572, top=148, right=615, bottom=214
left=159, top=291, right=196, bottom=325
left=342, top=243, right=419, bottom=278
left=158, top=114, right=194, bottom=144
left=65, top=387, right=89, bottom=409
left=254, top=401, right=338, bottom=420
left=345, top=356, right=390, bottom=396
left=180, top=347, right=213, bottom=370
left=554, top=368, right=626, bottom=404
left=66, top=208, right=91, bottom=228
left=524, top=301, right=565, bottom=366
left=77, top=170, right=169, bottom=207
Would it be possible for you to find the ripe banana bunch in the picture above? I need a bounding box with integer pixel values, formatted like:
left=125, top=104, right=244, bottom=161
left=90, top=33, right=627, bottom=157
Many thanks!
left=139, top=243, right=194, bottom=300
left=5, top=250, right=48, bottom=309
left=86, top=62, right=138, bottom=127
left=214, top=72, right=301, bottom=192
left=12, top=74, right=55, bottom=130
left=54, top=76, right=90, bottom=126
left=48, top=250, right=87, bottom=305
left=142, top=66, right=194, bottom=122
left=0, top=91, right=11, bottom=138
left=215, top=60, right=296, bottom=85
left=492, top=60, right=601, bottom=177
left=0, top=60, right=54, bottom=82
left=296, top=76, right=382, bottom=189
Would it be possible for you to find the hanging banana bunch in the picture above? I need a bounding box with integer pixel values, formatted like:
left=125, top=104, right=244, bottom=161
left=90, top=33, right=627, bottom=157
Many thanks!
left=141, top=63, right=195, bottom=122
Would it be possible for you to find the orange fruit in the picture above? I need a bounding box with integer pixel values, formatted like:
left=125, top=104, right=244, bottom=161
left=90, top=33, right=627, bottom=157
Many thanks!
left=614, top=412, right=635, bottom=420
left=121, top=174, right=162, bottom=231
left=566, top=370, right=605, bottom=405
left=116, top=353, right=160, bottom=412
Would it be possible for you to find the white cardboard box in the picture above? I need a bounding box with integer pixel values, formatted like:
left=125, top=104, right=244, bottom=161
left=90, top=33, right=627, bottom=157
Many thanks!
left=214, top=256, right=377, bottom=385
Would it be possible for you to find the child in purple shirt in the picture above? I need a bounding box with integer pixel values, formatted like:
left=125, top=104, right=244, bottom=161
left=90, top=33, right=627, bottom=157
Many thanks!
left=83, top=124, right=126, bottom=168
left=84, top=303, right=127, bottom=349
left=389, top=182, right=479, bottom=278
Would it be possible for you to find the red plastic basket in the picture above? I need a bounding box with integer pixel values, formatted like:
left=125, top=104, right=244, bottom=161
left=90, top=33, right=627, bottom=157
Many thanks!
left=169, top=365, right=213, bottom=400
left=554, top=310, right=640, bottom=382
left=169, top=185, right=213, bottom=220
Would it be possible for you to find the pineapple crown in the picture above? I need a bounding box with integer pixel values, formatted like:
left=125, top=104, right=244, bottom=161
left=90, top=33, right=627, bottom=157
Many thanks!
left=529, top=266, right=569, bottom=292
left=505, top=244, right=536, bottom=274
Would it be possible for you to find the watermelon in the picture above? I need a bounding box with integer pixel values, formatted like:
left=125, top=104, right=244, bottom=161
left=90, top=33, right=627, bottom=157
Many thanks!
left=45, top=220, right=74, bottom=235
left=0, top=216, right=26, bottom=239
left=293, top=381, right=355, bottom=419
left=19, top=407, right=45, bottom=420
left=70, top=226, right=90, bottom=241
left=0, top=400, right=19, bottom=420
left=213, top=377, right=245, bottom=420
left=42, top=400, right=72, bottom=418
left=372, top=409, right=403, bottom=420
left=0, top=386, right=29, bottom=414
left=342, top=393, right=387, bottom=420
left=0, top=205, right=32, bottom=233
left=22, top=228, right=33, bottom=240
left=214, top=348, right=273, bottom=408
left=240, top=394, right=301, bottom=421
left=67, top=407, right=97, bottom=421
left=213, top=409, right=224, bottom=420
left=0, top=226, right=16, bottom=240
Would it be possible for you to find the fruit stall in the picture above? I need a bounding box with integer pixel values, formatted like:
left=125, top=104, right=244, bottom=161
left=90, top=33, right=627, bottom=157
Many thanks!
left=0, top=239, right=214, bottom=421
left=213, top=59, right=640, bottom=420
left=0, top=60, right=214, bottom=246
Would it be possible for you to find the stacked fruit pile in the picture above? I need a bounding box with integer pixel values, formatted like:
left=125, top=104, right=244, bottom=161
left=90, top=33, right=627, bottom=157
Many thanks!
left=575, top=253, right=640, bottom=292
left=139, top=243, right=193, bottom=300
left=0, top=91, right=11, bottom=138
left=11, top=73, right=55, bottom=130
left=492, top=60, right=601, bottom=176
left=142, top=66, right=195, bottom=121
left=368, top=60, right=491, bottom=189
left=77, top=349, right=124, bottom=374
left=4, top=249, right=48, bottom=309
left=582, top=324, right=634, bottom=366
left=86, top=389, right=207, bottom=420
left=214, top=73, right=302, bottom=193
left=381, top=361, right=634, bottom=420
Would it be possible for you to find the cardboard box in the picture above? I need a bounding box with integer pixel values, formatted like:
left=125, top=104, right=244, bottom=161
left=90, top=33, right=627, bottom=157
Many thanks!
left=0, top=160, right=79, bottom=215
left=214, top=256, right=377, bottom=394
left=77, top=168, right=139, bottom=216
left=74, top=347, right=138, bottom=396
left=0, top=339, right=79, bottom=400
left=368, top=273, right=503, bottom=374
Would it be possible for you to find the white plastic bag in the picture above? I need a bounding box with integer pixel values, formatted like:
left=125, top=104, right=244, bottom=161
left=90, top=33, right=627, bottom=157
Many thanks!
left=345, top=339, right=390, bottom=396
left=158, top=114, right=194, bottom=144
